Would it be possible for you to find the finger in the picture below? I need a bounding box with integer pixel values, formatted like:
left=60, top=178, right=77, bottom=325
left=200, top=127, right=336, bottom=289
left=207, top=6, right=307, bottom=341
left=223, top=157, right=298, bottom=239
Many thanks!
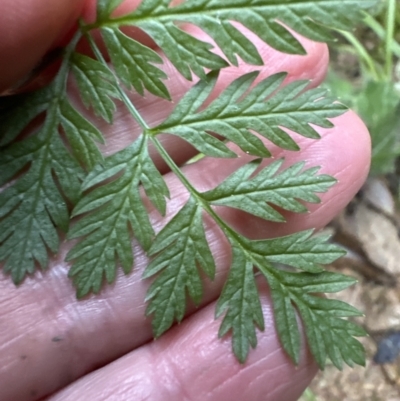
left=0, top=0, right=85, bottom=93
left=0, top=109, right=369, bottom=401
left=47, top=282, right=317, bottom=401
left=1, top=25, right=330, bottom=400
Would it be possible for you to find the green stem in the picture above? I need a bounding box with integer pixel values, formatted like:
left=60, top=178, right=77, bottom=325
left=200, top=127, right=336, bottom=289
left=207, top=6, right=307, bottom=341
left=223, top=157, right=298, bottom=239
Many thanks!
left=339, top=30, right=380, bottom=81
left=83, top=29, right=150, bottom=131
left=151, top=136, right=262, bottom=259
left=152, top=136, right=224, bottom=236
left=385, top=0, right=397, bottom=80
left=151, top=136, right=316, bottom=293
left=363, top=12, right=400, bottom=58
left=150, top=137, right=201, bottom=197
left=55, top=31, right=82, bottom=93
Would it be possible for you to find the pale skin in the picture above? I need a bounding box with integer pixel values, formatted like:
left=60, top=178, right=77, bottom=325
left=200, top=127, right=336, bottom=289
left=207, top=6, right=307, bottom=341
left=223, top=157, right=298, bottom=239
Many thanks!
left=0, top=1, right=371, bottom=400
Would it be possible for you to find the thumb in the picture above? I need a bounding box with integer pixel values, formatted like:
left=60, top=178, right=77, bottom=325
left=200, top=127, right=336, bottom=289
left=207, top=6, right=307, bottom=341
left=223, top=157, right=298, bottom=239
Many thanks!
left=0, top=0, right=85, bottom=93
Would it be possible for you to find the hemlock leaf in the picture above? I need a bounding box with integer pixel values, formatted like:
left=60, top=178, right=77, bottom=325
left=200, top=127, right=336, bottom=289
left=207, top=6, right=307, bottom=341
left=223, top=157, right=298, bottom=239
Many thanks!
left=140, top=155, right=344, bottom=363
left=0, top=0, right=375, bottom=369
left=144, top=197, right=215, bottom=336
left=71, top=53, right=121, bottom=123
left=67, top=136, right=169, bottom=298
left=97, top=0, right=123, bottom=21
left=247, top=230, right=345, bottom=273
left=214, top=229, right=362, bottom=366
left=101, top=27, right=170, bottom=99
left=276, top=270, right=359, bottom=294
left=261, top=268, right=366, bottom=369
left=216, top=246, right=264, bottom=364
left=0, top=39, right=107, bottom=283
left=0, top=88, right=52, bottom=146
left=134, top=21, right=229, bottom=81
left=151, top=71, right=347, bottom=157
left=203, top=159, right=336, bottom=221
left=0, top=89, right=84, bottom=283
left=266, top=272, right=301, bottom=364
left=96, top=0, right=375, bottom=83
left=59, top=99, right=104, bottom=170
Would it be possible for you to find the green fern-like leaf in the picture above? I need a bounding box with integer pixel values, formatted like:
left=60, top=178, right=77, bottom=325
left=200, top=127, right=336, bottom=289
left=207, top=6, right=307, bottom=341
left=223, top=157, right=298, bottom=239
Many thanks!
left=91, top=0, right=374, bottom=86
left=203, top=158, right=336, bottom=221
left=216, top=246, right=264, bottom=364
left=142, top=156, right=351, bottom=364
left=215, top=231, right=347, bottom=363
left=70, top=53, right=121, bottom=123
left=101, top=27, right=170, bottom=99
left=0, top=88, right=52, bottom=146
left=151, top=71, right=346, bottom=157
left=0, top=41, right=105, bottom=282
left=263, top=270, right=366, bottom=369
left=67, top=135, right=169, bottom=298
left=0, top=0, right=376, bottom=369
left=144, top=196, right=215, bottom=336
left=69, top=69, right=345, bottom=297
left=97, top=0, right=123, bottom=21
left=247, top=230, right=345, bottom=273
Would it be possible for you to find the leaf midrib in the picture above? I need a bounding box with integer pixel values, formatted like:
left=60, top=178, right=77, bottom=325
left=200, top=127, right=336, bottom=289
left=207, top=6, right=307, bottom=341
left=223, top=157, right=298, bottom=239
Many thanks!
left=75, top=139, right=148, bottom=289
left=154, top=105, right=340, bottom=134
left=208, top=178, right=331, bottom=200
left=91, top=0, right=368, bottom=29
left=155, top=204, right=198, bottom=331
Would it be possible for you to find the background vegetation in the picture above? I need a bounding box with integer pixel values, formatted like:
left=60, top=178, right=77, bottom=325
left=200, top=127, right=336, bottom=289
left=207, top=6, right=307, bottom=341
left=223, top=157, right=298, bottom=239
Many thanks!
left=301, top=0, right=400, bottom=399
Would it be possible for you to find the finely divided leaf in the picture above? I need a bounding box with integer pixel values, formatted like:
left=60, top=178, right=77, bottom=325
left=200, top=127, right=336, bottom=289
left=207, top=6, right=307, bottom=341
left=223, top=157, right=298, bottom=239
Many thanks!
left=101, top=27, right=170, bottom=99
left=144, top=197, right=215, bottom=336
left=59, top=99, right=104, bottom=169
left=0, top=95, right=84, bottom=283
left=215, top=230, right=348, bottom=364
left=247, top=230, right=345, bottom=273
left=216, top=246, right=264, bottom=363
left=266, top=272, right=301, bottom=364
left=99, top=0, right=375, bottom=83
left=71, top=53, right=121, bottom=123
left=97, top=0, right=123, bottom=21
left=68, top=136, right=169, bottom=297
left=203, top=159, right=336, bottom=221
left=0, top=88, right=52, bottom=146
left=0, top=0, right=372, bottom=370
left=140, top=21, right=229, bottom=81
left=0, top=42, right=110, bottom=282
left=287, top=271, right=366, bottom=369
left=277, top=270, right=359, bottom=294
left=151, top=71, right=347, bottom=157
left=257, top=254, right=364, bottom=368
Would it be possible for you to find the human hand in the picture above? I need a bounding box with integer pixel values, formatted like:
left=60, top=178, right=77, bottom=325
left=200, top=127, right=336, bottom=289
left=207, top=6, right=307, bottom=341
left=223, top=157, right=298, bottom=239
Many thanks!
left=0, top=1, right=371, bottom=400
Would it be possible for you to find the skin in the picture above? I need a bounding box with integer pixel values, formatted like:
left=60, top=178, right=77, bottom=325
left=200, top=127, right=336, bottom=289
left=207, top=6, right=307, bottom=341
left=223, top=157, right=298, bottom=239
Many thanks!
left=0, top=1, right=371, bottom=401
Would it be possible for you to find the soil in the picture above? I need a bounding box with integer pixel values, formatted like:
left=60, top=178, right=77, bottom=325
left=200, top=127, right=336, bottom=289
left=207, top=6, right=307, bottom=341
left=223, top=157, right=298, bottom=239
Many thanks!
left=297, top=14, right=400, bottom=397
left=299, top=179, right=400, bottom=400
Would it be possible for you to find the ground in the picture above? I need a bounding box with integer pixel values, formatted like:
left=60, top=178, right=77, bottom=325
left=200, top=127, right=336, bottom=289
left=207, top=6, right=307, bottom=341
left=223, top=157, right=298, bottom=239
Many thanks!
left=300, top=177, right=400, bottom=400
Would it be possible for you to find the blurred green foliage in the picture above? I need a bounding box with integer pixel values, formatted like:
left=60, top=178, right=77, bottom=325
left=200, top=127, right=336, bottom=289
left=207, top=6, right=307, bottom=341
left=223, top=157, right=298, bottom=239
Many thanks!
left=324, top=0, right=400, bottom=175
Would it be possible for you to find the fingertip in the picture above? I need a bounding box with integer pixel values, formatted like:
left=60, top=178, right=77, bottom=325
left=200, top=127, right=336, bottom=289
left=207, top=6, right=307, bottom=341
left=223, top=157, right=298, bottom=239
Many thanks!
left=260, top=35, right=330, bottom=87
left=307, top=110, right=371, bottom=221
left=0, top=0, right=85, bottom=93
left=320, top=110, right=371, bottom=188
